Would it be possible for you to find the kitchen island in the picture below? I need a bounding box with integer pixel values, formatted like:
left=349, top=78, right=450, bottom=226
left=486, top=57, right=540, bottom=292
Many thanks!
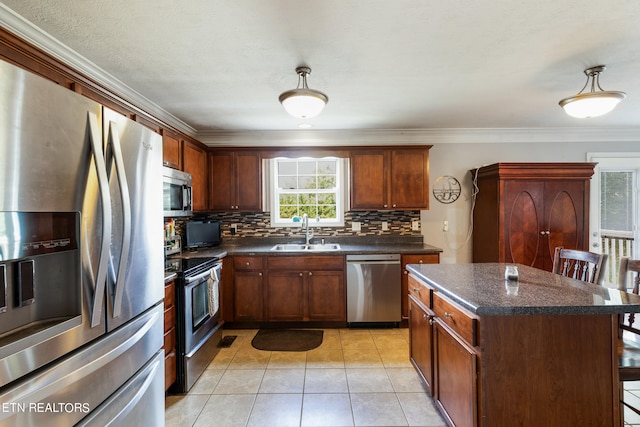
left=406, top=262, right=640, bottom=427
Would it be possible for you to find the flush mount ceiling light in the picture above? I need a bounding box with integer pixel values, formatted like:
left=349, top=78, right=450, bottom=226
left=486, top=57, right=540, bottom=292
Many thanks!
left=279, top=66, right=328, bottom=119
left=559, top=65, right=626, bottom=118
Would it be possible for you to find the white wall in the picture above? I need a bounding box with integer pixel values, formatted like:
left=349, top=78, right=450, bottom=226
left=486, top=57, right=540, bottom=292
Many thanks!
left=423, top=140, right=640, bottom=264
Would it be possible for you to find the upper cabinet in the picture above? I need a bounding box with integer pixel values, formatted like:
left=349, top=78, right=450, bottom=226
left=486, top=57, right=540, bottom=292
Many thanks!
left=350, top=147, right=431, bottom=210
left=209, top=150, right=262, bottom=212
left=162, top=131, right=182, bottom=170
left=182, top=140, right=209, bottom=212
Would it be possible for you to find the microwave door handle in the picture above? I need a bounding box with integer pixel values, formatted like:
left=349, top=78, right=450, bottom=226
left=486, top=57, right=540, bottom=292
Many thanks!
left=184, top=185, right=192, bottom=210
left=107, top=121, right=131, bottom=318
left=85, top=111, right=112, bottom=328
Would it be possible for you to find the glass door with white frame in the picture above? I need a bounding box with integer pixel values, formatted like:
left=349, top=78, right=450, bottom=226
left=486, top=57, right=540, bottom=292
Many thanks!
left=588, top=153, right=640, bottom=287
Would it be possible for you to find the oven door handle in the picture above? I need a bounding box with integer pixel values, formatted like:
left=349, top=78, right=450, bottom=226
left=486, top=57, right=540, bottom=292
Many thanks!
left=184, top=264, right=220, bottom=285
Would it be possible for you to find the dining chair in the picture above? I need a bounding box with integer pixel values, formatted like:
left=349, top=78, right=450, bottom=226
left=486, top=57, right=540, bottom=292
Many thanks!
left=616, top=258, right=640, bottom=417
left=551, top=246, right=607, bottom=285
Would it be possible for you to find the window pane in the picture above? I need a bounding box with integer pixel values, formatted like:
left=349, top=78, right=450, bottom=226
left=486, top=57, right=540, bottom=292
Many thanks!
left=601, top=171, right=634, bottom=231
left=278, top=161, right=297, bottom=175
left=272, top=157, right=342, bottom=225
left=317, top=175, right=336, bottom=189
left=278, top=176, right=297, bottom=189
left=298, top=176, right=316, bottom=189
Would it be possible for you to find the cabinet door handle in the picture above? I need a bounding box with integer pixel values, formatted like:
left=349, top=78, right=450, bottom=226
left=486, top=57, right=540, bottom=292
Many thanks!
left=423, top=314, right=427, bottom=320
left=258, top=272, right=262, bottom=276
left=246, top=262, right=250, bottom=266
left=309, top=272, right=313, bottom=276
left=392, top=204, right=397, bottom=208
left=444, top=312, right=453, bottom=319
left=413, top=288, right=420, bottom=292
left=383, top=204, right=388, bottom=208
left=299, top=273, right=303, bottom=276
left=419, top=260, right=423, bottom=264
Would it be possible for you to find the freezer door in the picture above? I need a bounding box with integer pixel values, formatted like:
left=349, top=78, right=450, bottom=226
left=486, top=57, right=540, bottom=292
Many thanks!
left=102, top=108, right=164, bottom=331
left=76, top=351, right=165, bottom=427
left=0, top=303, right=163, bottom=427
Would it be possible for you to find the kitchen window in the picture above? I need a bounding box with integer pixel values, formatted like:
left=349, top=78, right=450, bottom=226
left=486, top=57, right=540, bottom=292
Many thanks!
left=267, top=157, right=345, bottom=227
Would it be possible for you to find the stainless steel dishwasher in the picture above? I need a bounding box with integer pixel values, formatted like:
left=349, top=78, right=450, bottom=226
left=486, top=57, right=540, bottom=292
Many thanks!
left=346, top=254, right=402, bottom=326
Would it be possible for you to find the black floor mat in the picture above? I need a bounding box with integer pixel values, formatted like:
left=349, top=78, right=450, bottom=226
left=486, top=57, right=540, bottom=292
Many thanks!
left=251, top=329, right=323, bottom=352
left=218, top=335, right=237, bottom=348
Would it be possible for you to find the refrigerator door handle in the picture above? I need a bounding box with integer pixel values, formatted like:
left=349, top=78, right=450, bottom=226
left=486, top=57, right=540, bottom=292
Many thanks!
left=86, top=112, right=112, bottom=328
left=106, top=120, right=131, bottom=318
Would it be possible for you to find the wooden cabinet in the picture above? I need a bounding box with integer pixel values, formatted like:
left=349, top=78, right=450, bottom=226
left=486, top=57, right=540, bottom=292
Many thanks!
left=162, top=130, right=182, bottom=170
left=163, top=279, right=177, bottom=391
left=402, top=253, right=439, bottom=321
left=266, top=256, right=345, bottom=322
left=472, top=163, right=596, bottom=271
left=233, top=256, right=265, bottom=321
left=209, top=150, right=262, bottom=211
left=409, top=275, right=479, bottom=427
left=434, top=319, right=477, bottom=427
left=350, top=147, right=431, bottom=210
left=183, top=140, right=209, bottom=211
left=408, top=290, right=435, bottom=395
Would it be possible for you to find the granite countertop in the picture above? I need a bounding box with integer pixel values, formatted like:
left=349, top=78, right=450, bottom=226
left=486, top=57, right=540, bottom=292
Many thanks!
left=407, top=262, right=640, bottom=316
left=173, top=236, right=442, bottom=258
left=214, top=236, right=442, bottom=256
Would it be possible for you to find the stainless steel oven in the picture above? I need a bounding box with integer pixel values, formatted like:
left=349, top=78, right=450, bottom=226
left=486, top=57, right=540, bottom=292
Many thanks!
left=163, top=166, right=192, bottom=217
left=168, top=257, right=223, bottom=393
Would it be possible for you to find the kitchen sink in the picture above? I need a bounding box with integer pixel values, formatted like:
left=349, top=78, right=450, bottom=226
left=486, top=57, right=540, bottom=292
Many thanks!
left=270, top=243, right=341, bottom=252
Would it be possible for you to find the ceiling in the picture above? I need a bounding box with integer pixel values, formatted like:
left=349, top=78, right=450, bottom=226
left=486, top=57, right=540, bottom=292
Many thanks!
left=1, top=0, right=640, bottom=134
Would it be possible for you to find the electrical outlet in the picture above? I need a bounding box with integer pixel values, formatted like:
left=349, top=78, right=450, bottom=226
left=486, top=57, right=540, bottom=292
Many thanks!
left=443, top=220, right=449, bottom=232
left=382, top=221, right=389, bottom=231
left=230, top=223, right=238, bottom=235
left=352, top=221, right=361, bottom=232
left=411, top=220, right=420, bottom=231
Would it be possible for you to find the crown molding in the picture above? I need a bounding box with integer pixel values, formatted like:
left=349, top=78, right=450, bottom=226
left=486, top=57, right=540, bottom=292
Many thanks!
left=197, top=127, right=640, bottom=147
left=0, top=5, right=197, bottom=137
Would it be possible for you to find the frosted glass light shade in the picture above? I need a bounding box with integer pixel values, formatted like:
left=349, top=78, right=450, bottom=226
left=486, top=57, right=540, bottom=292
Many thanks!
left=560, top=92, right=626, bottom=118
left=279, top=89, right=328, bottom=119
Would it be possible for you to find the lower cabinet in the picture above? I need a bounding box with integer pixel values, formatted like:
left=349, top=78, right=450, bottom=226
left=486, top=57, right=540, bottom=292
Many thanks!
left=434, top=319, right=477, bottom=427
left=233, top=256, right=265, bottom=321
left=409, top=274, right=479, bottom=427
left=266, top=256, right=345, bottom=322
left=163, top=279, right=177, bottom=391
left=408, top=296, right=434, bottom=395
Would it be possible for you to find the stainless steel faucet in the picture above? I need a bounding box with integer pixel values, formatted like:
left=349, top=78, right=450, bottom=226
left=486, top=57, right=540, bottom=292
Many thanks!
left=302, top=214, right=314, bottom=245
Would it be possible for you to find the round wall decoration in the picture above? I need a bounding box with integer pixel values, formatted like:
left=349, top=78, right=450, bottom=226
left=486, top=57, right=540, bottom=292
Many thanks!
left=432, top=175, right=461, bottom=204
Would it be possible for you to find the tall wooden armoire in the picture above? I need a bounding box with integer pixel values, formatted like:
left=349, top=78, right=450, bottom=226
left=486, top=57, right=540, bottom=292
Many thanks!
left=471, top=163, right=596, bottom=271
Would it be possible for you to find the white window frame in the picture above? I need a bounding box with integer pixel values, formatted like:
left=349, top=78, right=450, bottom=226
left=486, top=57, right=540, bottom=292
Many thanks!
left=267, top=157, right=346, bottom=228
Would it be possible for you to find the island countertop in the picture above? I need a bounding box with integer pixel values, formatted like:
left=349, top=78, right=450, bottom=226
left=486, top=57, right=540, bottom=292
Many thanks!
left=407, top=262, right=640, bottom=316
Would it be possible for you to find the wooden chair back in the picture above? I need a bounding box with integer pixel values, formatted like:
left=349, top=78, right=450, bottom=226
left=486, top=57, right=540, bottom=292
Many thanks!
left=551, top=246, right=607, bottom=285
left=618, top=258, right=640, bottom=335
left=616, top=258, right=640, bottom=416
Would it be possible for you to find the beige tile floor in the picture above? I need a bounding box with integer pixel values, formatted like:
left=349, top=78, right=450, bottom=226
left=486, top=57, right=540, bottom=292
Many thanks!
left=165, top=328, right=447, bottom=427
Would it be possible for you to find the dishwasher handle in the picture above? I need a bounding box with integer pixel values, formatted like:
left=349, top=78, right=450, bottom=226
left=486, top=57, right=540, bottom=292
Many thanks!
left=347, top=260, right=400, bottom=265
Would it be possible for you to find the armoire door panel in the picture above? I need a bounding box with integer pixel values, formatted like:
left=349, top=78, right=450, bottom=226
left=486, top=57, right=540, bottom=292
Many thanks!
left=547, top=190, right=579, bottom=255
left=504, top=182, right=544, bottom=268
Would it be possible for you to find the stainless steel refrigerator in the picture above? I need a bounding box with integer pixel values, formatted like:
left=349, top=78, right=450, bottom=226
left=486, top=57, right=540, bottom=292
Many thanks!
left=0, top=59, right=165, bottom=426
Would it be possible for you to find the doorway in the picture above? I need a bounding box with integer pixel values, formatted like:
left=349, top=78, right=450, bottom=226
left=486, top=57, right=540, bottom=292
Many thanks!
left=588, top=153, right=640, bottom=287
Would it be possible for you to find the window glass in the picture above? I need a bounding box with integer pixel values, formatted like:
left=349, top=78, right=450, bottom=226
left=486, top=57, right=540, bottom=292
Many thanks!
left=270, top=157, right=344, bottom=227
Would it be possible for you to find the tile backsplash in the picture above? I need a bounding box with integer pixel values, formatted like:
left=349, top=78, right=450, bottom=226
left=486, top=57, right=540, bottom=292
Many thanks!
left=182, top=211, right=421, bottom=239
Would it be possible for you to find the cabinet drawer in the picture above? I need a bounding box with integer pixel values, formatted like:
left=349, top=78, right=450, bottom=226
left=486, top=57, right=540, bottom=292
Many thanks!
left=164, top=280, right=175, bottom=308
left=164, top=305, right=176, bottom=333
left=234, top=256, right=265, bottom=270
left=164, top=327, right=176, bottom=353
left=268, top=255, right=344, bottom=271
left=164, top=351, right=177, bottom=391
left=408, top=274, right=432, bottom=309
left=433, top=293, right=478, bottom=346
left=403, top=254, right=440, bottom=266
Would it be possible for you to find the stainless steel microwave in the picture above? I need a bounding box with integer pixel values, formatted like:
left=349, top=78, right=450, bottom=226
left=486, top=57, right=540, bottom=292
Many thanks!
left=163, top=166, right=192, bottom=217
